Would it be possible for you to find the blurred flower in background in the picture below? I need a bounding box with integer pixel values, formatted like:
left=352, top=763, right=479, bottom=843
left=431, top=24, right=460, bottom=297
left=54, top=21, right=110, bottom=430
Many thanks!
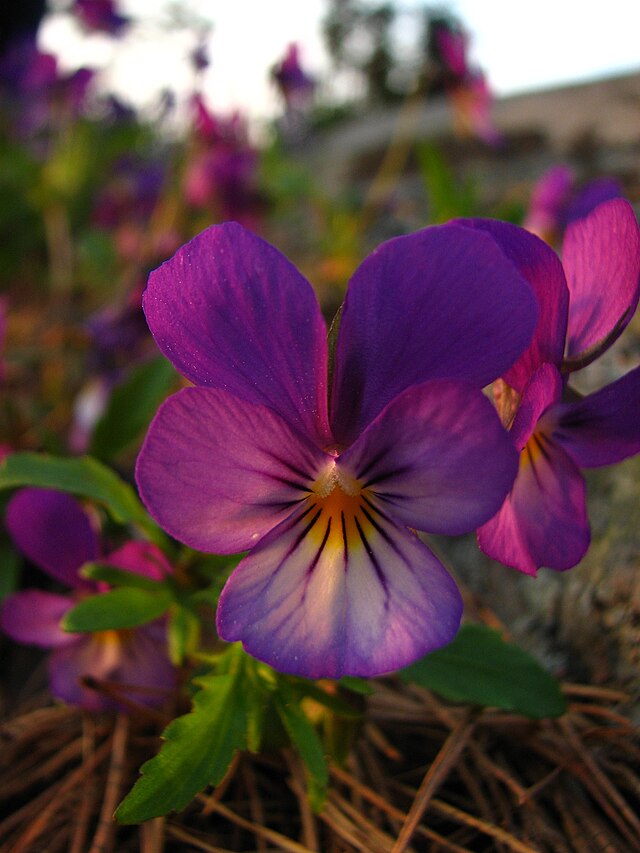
left=0, top=488, right=176, bottom=711
left=524, top=165, right=623, bottom=244
left=72, top=0, right=128, bottom=36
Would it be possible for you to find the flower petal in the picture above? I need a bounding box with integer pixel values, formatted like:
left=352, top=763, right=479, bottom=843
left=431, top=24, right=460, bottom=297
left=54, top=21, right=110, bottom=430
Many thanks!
left=143, top=222, right=330, bottom=446
left=0, top=590, right=77, bottom=648
left=136, top=386, right=329, bottom=554
left=457, top=219, right=569, bottom=390
left=338, top=380, right=518, bottom=535
left=478, top=432, right=589, bottom=575
left=103, top=541, right=173, bottom=580
left=330, top=223, right=538, bottom=444
left=5, top=488, right=98, bottom=587
left=563, top=198, right=640, bottom=361
left=48, top=622, right=175, bottom=711
left=562, top=177, right=622, bottom=226
left=217, top=503, right=463, bottom=678
left=508, top=363, right=563, bottom=450
left=548, top=364, right=640, bottom=468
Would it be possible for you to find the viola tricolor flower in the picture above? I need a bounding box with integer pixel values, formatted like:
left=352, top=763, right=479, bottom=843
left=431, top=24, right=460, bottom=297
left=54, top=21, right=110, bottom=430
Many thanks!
left=462, top=199, right=640, bottom=574
left=524, top=165, right=622, bottom=243
left=1, top=488, right=176, bottom=711
left=136, top=221, right=538, bottom=678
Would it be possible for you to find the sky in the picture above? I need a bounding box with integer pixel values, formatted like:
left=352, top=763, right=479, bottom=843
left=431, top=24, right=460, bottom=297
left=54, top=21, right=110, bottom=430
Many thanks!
left=41, top=0, right=640, bottom=124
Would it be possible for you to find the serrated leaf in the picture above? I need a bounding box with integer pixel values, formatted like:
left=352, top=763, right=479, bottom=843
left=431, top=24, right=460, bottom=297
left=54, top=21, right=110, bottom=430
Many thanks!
left=80, top=562, right=163, bottom=591
left=63, top=587, right=172, bottom=632
left=116, top=671, right=248, bottom=823
left=0, top=452, right=166, bottom=546
left=90, top=357, right=176, bottom=461
left=274, top=684, right=328, bottom=811
left=400, top=624, right=567, bottom=719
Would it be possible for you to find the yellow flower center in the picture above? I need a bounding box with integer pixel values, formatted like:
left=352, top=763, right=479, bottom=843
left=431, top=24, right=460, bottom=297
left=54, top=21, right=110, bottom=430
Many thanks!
left=306, top=461, right=374, bottom=552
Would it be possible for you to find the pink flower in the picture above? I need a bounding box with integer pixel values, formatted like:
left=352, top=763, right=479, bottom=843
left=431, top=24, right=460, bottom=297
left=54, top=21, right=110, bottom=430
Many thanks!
left=1, top=488, right=176, bottom=711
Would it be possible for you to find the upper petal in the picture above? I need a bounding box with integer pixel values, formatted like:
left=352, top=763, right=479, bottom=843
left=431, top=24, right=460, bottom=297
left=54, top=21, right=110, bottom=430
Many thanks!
left=548, top=364, right=640, bottom=468
left=217, top=502, right=462, bottom=678
left=144, top=222, right=331, bottom=446
left=102, top=540, right=173, bottom=580
left=5, top=488, right=98, bottom=587
left=456, top=218, right=569, bottom=391
left=563, top=199, right=640, bottom=361
left=0, top=589, right=77, bottom=648
left=337, top=380, right=518, bottom=535
left=136, top=386, right=329, bottom=554
left=330, top=223, right=538, bottom=444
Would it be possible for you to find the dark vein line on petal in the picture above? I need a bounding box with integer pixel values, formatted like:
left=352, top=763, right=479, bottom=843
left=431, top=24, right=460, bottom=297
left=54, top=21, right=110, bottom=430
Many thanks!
left=340, top=510, right=349, bottom=566
left=361, top=465, right=412, bottom=489
left=354, top=516, right=389, bottom=598
left=263, top=451, right=315, bottom=482
left=360, top=505, right=406, bottom=563
left=265, top=473, right=312, bottom=491
left=355, top=446, right=391, bottom=481
left=360, top=494, right=397, bottom=526
left=306, top=518, right=332, bottom=579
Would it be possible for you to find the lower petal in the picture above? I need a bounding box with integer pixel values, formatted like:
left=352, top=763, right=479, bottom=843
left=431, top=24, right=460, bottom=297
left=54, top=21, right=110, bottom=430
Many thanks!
left=48, top=622, right=175, bottom=711
left=478, top=433, right=589, bottom=574
left=217, top=503, right=462, bottom=678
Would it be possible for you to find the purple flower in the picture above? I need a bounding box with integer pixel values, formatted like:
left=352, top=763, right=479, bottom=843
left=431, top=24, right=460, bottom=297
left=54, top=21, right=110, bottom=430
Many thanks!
left=428, top=17, right=501, bottom=146
left=184, top=100, right=262, bottom=227
left=462, top=200, right=640, bottom=574
left=272, top=43, right=315, bottom=109
left=72, top=0, right=128, bottom=35
left=135, top=222, right=538, bottom=678
left=1, top=488, right=176, bottom=711
left=524, top=165, right=623, bottom=243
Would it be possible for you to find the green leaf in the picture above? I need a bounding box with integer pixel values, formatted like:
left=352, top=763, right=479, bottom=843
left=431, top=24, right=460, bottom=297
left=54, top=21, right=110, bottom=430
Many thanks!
left=274, top=683, right=329, bottom=811
left=167, top=604, right=200, bottom=665
left=339, top=676, right=374, bottom=696
left=0, top=453, right=166, bottom=546
left=418, top=142, right=476, bottom=222
left=0, top=542, right=20, bottom=601
left=116, top=671, right=248, bottom=823
left=400, top=624, right=567, bottom=719
left=90, top=357, right=176, bottom=461
left=62, top=587, right=172, bottom=632
left=80, top=562, right=163, bottom=591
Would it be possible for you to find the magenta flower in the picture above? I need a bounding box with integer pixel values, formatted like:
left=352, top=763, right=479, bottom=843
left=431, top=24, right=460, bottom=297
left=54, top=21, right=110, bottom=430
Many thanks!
left=184, top=99, right=262, bottom=227
left=524, top=165, right=622, bottom=243
left=1, top=488, right=176, bottom=711
left=73, top=0, right=128, bottom=35
left=136, top=222, right=538, bottom=678
left=462, top=199, right=640, bottom=574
